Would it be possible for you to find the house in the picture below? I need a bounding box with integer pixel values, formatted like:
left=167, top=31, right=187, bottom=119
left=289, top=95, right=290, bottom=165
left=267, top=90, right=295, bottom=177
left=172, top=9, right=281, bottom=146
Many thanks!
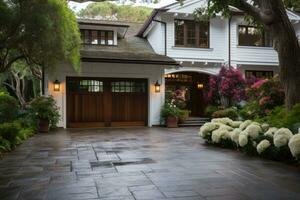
left=46, top=0, right=300, bottom=128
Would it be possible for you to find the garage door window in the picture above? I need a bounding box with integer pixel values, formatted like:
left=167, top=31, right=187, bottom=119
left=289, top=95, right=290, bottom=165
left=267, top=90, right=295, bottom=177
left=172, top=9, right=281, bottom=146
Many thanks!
left=112, top=81, right=146, bottom=93
left=67, top=79, right=103, bottom=93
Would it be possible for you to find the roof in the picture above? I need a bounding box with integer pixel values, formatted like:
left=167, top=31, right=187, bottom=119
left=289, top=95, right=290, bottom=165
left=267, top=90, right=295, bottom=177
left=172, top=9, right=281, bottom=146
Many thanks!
left=79, top=20, right=177, bottom=65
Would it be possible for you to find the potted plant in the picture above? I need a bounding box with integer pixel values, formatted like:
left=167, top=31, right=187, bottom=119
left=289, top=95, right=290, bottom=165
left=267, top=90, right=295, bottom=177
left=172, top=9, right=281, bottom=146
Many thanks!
left=160, top=102, right=183, bottom=128
left=29, top=96, right=60, bottom=133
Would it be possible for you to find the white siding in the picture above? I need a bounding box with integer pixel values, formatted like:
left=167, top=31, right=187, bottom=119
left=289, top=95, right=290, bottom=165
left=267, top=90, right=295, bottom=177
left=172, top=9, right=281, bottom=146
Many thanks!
left=162, top=14, right=228, bottom=63
left=147, top=22, right=165, bottom=55
left=46, top=62, right=165, bottom=128
left=230, top=16, right=279, bottom=66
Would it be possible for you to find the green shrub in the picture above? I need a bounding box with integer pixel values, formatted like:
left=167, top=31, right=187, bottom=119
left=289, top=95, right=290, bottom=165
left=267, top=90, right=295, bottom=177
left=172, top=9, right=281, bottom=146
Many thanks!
left=18, top=128, right=34, bottom=140
left=212, top=108, right=238, bottom=120
left=0, top=122, right=21, bottom=146
left=29, top=96, right=60, bottom=129
left=0, top=92, right=19, bottom=123
left=204, top=105, right=218, bottom=117
left=0, top=137, right=11, bottom=151
left=259, top=104, right=300, bottom=133
left=160, top=103, right=184, bottom=123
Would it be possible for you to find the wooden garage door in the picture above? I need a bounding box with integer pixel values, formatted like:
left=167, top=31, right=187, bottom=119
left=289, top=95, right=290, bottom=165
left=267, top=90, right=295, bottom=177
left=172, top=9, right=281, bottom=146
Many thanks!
left=66, top=77, right=148, bottom=128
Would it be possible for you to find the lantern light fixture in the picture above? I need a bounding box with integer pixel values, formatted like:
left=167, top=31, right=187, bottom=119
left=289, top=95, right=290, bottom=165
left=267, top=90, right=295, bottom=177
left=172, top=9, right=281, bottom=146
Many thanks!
left=197, top=83, right=204, bottom=90
left=154, top=81, right=161, bottom=93
left=54, top=79, right=60, bottom=92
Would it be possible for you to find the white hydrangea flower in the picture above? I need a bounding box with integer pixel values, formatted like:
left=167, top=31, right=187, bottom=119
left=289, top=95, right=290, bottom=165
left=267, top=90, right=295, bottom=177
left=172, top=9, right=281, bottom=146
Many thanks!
left=211, top=129, right=222, bottom=143
left=257, top=139, right=271, bottom=154
left=239, top=120, right=252, bottom=130
left=273, top=128, right=294, bottom=148
left=230, top=128, right=242, bottom=145
left=239, top=133, right=248, bottom=147
left=245, top=124, right=262, bottom=139
left=264, top=127, right=278, bottom=138
left=232, top=121, right=243, bottom=128
left=199, top=122, right=219, bottom=138
left=211, top=118, right=233, bottom=126
left=288, top=134, right=300, bottom=159
left=261, top=123, right=270, bottom=132
left=252, top=141, right=257, bottom=148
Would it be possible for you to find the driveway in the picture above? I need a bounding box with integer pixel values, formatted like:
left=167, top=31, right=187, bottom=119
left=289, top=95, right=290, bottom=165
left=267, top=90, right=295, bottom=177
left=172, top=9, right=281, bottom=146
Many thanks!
left=0, top=127, right=300, bottom=200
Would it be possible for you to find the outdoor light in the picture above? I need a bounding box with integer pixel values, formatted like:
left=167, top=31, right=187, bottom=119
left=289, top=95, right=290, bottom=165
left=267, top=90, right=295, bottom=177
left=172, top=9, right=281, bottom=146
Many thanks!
left=53, top=79, right=60, bottom=92
left=197, top=83, right=204, bottom=90
left=154, top=81, right=161, bottom=93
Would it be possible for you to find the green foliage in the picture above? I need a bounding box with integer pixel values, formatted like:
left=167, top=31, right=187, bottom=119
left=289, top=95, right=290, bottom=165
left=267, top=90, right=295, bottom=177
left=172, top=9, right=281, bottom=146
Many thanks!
left=160, top=103, right=185, bottom=122
left=77, top=2, right=153, bottom=23
left=29, top=96, right=60, bottom=129
left=0, top=122, right=21, bottom=146
left=204, top=105, right=219, bottom=117
left=0, top=91, right=19, bottom=123
left=212, top=108, right=239, bottom=120
left=261, top=104, right=300, bottom=133
left=0, top=0, right=81, bottom=72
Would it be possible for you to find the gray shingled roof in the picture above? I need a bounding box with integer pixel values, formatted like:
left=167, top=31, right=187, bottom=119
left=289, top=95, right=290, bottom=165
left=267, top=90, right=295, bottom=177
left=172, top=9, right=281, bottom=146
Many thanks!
left=79, top=20, right=177, bottom=65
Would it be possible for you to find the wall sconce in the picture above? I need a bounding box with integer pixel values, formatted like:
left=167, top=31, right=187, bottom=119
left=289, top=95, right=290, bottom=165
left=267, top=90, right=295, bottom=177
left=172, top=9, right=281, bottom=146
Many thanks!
left=197, top=83, right=204, bottom=90
left=154, top=81, right=161, bottom=93
left=53, top=79, right=60, bottom=92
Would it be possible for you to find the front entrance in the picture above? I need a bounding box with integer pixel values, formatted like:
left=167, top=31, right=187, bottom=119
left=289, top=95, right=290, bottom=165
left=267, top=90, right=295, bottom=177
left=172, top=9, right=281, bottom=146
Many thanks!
left=165, top=72, right=210, bottom=117
left=66, top=77, right=148, bottom=128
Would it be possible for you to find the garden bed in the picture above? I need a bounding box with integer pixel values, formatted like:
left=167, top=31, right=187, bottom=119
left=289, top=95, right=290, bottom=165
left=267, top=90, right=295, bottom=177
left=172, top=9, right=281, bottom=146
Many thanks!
left=199, top=117, right=300, bottom=163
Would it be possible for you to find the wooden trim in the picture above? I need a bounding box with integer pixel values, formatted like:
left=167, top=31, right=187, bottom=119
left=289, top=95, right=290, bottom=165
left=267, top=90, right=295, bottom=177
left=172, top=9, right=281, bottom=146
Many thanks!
left=68, top=122, right=106, bottom=128
left=111, top=121, right=146, bottom=127
left=81, top=57, right=179, bottom=66
left=174, top=19, right=210, bottom=48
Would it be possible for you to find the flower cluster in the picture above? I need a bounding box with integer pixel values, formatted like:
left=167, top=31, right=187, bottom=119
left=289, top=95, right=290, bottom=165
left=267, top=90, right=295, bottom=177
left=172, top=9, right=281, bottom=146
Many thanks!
left=206, top=66, right=246, bottom=106
left=199, top=118, right=299, bottom=161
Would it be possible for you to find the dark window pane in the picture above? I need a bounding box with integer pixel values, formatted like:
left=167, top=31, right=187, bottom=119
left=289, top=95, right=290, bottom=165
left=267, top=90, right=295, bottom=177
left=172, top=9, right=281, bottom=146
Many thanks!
left=186, top=22, right=196, bottom=47
left=245, top=70, right=274, bottom=79
left=107, top=31, right=114, bottom=45
left=100, top=31, right=106, bottom=45
left=175, top=20, right=184, bottom=45
left=199, top=21, right=209, bottom=48
left=112, top=81, right=146, bottom=93
left=238, top=26, right=272, bottom=47
left=91, top=30, right=98, bottom=44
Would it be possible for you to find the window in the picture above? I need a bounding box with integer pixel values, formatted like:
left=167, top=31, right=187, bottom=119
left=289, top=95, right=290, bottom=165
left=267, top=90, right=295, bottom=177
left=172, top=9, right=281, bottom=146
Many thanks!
left=68, top=79, right=103, bottom=93
left=112, top=81, right=146, bottom=93
left=174, top=19, right=209, bottom=48
left=238, top=25, right=273, bottom=47
left=245, top=70, right=274, bottom=79
left=80, top=29, right=114, bottom=45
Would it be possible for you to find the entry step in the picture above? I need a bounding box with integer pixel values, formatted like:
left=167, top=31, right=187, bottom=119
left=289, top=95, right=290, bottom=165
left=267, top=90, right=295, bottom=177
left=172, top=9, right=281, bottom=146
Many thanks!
left=179, top=117, right=210, bottom=127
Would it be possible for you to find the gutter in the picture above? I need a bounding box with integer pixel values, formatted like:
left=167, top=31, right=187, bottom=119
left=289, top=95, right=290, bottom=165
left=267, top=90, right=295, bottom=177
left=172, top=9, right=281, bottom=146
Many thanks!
left=153, top=19, right=167, bottom=56
left=228, top=15, right=232, bottom=67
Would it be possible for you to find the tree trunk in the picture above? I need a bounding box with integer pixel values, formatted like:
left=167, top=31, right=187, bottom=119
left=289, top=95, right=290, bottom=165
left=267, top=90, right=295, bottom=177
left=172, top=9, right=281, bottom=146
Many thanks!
left=269, top=0, right=300, bottom=110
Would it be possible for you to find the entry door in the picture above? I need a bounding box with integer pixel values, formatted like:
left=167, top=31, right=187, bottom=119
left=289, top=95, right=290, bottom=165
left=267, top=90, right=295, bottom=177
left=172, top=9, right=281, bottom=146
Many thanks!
left=66, top=77, right=148, bottom=128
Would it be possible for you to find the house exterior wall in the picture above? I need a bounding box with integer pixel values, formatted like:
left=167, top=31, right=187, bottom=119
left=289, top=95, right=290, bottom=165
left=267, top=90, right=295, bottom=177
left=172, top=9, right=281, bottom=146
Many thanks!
left=230, top=16, right=279, bottom=66
left=46, top=62, right=165, bottom=128
left=147, top=22, right=165, bottom=55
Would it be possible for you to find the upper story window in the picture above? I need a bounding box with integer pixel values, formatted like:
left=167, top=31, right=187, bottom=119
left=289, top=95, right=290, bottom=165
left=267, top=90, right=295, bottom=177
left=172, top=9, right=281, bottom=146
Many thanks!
left=238, top=25, right=273, bottom=47
left=175, top=19, right=209, bottom=48
left=80, top=29, right=114, bottom=45
left=245, top=70, right=274, bottom=79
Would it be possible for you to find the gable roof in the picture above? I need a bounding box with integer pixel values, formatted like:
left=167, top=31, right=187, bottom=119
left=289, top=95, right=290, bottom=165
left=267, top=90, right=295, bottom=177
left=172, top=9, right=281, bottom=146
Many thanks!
left=137, top=0, right=300, bottom=37
left=79, top=20, right=178, bottom=65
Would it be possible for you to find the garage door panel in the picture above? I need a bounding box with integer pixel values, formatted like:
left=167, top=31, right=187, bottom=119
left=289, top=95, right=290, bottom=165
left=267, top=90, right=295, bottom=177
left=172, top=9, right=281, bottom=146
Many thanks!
left=67, top=77, right=147, bottom=128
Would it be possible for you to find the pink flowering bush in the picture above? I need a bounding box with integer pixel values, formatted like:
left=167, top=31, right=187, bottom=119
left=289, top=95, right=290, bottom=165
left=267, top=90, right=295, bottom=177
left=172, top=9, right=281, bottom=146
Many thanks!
left=241, top=76, right=285, bottom=119
left=206, top=66, right=246, bottom=106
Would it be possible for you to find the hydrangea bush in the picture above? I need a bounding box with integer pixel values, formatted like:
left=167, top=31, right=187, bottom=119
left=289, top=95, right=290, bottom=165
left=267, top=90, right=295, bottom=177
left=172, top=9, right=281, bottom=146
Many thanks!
left=199, top=118, right=299, bottom=162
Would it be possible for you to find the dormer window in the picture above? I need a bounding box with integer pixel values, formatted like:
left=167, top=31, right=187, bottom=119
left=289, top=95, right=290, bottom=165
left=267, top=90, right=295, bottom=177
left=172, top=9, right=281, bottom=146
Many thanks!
left=80, top=29, right=114, bottom=46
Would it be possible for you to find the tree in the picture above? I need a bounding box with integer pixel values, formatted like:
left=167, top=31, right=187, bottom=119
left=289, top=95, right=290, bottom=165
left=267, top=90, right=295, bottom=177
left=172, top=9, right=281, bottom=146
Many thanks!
left=0, top=0, right=81, bottom=73
left=190, top=0, right=300, bottom=110
left=77, top=2, right=153, bottom=22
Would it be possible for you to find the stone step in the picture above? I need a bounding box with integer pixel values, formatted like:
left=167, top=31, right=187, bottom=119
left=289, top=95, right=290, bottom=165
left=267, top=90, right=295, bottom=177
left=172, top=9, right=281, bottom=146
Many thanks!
left=178, top=117, right=210, bottom=127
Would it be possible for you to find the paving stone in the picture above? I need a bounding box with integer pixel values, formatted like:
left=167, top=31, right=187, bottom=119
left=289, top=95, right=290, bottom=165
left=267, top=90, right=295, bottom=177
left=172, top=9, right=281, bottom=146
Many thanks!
left=0, top=127, right=299, bottom=200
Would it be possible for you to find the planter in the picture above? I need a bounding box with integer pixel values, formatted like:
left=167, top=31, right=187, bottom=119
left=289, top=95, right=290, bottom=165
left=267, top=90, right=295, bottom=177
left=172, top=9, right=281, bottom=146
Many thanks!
left=38, top=119, right=50, bottom=133
left=166, top=116, right=178, bottom=128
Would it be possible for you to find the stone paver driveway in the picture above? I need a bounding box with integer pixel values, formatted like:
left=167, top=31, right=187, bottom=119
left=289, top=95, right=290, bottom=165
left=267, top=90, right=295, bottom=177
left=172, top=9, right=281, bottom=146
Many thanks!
left=0, top=127, right=300, bottom=200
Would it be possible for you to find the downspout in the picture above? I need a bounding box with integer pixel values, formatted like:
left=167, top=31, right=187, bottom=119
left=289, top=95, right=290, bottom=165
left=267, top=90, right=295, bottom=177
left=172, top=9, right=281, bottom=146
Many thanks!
left=228, top=15, right=232, bottom=67
left=153, top=19, right=167, bottom=56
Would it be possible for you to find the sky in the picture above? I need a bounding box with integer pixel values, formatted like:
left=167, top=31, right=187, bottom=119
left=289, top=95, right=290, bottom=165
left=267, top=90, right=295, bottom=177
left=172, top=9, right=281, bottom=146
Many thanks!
left=68, top=0, right=176, bottom=13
